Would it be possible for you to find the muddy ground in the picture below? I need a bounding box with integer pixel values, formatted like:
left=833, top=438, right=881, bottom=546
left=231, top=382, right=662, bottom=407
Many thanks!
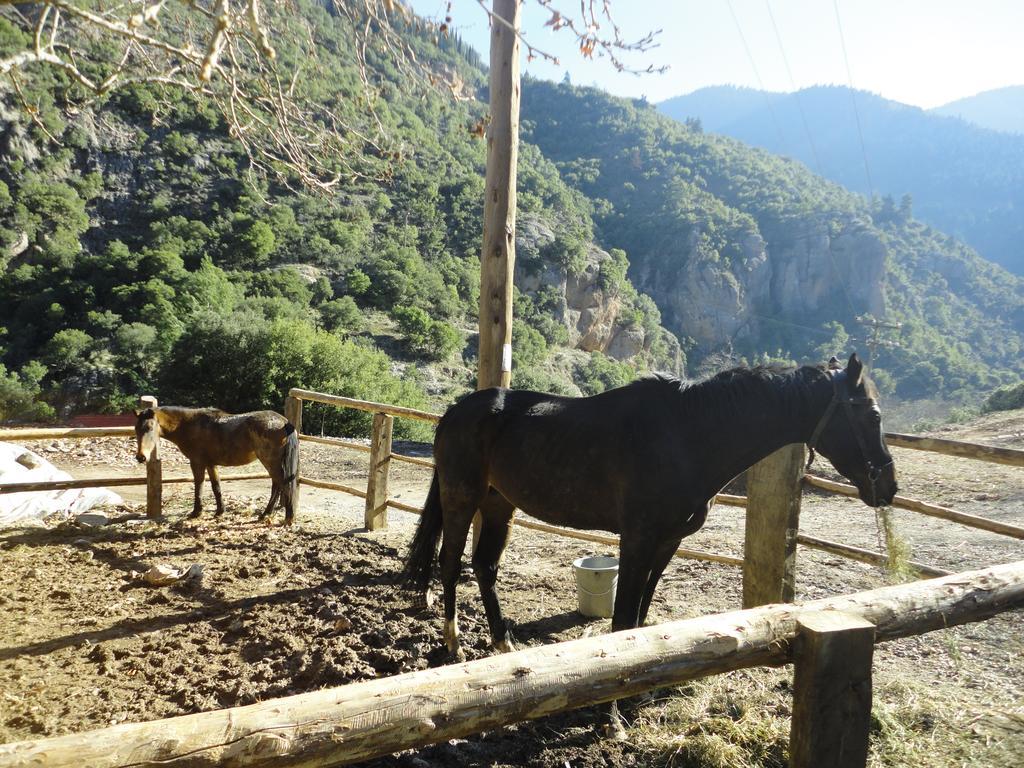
left=1, top=410, right=1022, bottom=766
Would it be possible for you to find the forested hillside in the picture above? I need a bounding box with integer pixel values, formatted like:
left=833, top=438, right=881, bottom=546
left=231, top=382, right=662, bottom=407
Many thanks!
left=525, top=81, right=1024, bottom=400
left=1, top=3, right=1021, bottom=426
left=658, top=85, right=1024, bottom=275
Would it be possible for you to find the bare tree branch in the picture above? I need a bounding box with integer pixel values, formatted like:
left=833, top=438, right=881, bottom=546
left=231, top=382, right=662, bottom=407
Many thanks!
left=0, top=0, right=417, bottom=191
left=0, top=1, right=664, bottom=191
left=469, top=0, right=667, bottom=74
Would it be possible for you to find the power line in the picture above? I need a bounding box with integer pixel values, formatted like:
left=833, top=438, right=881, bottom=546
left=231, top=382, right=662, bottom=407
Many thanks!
left=854, top=314, right=903, bottom=369
left=725, top=0, right=790, bottom=156
left=764, top=0, right=825, bottom=177
left=720, top=2, right=857, bottom=317
left=831, top=0, right=875, bottom=199
left=759, top=1, right=859, bottom=316
left=700, top=302, right=847, bottom=340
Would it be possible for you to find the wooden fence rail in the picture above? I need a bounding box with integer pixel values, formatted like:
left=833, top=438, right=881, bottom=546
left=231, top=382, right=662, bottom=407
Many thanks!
left=795, top=533, right=951, bottom=577
left=0, top=427, right=134, bottom=441
left=886, top=432, right=1024, bottom=467
left=804, top=474, right=1024, bottom=540
left=297, top=434, right=370, bottom=453
left=287, top=388, right=440, bottom=423
left=0, top=473, right=268, bottom=495
left=2, top=560, right=1021, bottom=768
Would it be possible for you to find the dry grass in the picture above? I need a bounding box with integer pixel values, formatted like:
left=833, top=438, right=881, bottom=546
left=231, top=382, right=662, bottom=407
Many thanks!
left=626, top=668, right=1023, bottom=768
left=867, top=674, right=1024, bottom=767
left=629, top=669, right=791, bottom=768
left=874, top=506, right=915, bottom=582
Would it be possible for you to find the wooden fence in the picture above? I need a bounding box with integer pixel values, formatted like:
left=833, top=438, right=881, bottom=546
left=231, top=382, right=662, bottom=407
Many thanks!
left=2, top=388, right=1021, bottom=585
left=2, top=389, right=1023, bottom=766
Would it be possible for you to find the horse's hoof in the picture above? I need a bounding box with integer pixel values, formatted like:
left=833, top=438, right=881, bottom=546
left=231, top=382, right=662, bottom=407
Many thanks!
left=445, top=647, right=467, bottom=664
left=410, top=590, right=433, bottom=611
left=188, top=510, right=201, bottom=520
left=493, top=637, right=517, bottom=654
left=603, top=717, right=628, bottom=741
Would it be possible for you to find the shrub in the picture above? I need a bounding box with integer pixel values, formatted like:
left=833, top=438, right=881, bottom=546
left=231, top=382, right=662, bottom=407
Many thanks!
left=393, top=306, right=463, bottom=360
left=575, top=352, right=635, bottom=395
left=982, top=381, right=1024, bottom=413
left=160, top=312, right=432, bottom=439
left=320, top=297, right=363, bottom=334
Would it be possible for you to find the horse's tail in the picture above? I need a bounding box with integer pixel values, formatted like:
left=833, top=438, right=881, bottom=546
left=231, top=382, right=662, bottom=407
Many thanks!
left=402, top=471, right=443, bottom=592
left=280, top=422, right=299, bottom=509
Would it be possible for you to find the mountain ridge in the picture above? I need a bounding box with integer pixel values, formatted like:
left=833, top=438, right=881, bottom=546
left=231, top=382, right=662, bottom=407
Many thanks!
left=657, top=84, right=1024, bottom=274
left=930, top=85, right=1024, bottom=134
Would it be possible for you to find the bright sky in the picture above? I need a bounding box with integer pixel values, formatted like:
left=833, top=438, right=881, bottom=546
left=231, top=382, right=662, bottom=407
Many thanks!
left=407, top=0, right=1023, bottom=108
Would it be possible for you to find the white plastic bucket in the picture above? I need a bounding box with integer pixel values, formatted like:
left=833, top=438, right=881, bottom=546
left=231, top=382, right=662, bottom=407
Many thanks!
left=572, top=555, right=619, bottom=618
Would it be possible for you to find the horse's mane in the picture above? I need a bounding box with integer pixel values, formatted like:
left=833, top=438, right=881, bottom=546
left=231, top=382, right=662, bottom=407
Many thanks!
left=159, top=406, right=231, bottom=416
left=628, top=365, right=832, bottom=416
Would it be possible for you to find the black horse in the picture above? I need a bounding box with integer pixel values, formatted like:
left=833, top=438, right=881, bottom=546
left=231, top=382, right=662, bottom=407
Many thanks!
left=404, top=354, right=897, bottom=660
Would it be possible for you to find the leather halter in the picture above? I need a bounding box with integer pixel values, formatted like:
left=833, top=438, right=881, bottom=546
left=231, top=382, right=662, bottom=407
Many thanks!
left=806, top=370, right=893, bottom=505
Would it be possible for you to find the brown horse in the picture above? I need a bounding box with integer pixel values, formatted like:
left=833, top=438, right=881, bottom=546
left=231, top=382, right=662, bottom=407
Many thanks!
left=134, top=407, right=299, bottom=524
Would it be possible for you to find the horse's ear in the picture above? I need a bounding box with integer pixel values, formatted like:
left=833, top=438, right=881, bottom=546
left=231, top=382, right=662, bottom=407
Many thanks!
left=847, top=353, right=864, bottom=387
left=827, top=355, right=842, bottom=371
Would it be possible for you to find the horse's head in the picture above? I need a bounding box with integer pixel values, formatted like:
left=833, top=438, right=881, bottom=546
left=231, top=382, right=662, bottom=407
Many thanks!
left=134, top=408, right=158, bottom=463
left=809, top=353, right=897, bottom=507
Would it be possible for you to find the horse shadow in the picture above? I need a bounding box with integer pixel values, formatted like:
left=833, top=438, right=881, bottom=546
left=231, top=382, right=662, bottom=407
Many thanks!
left=509, top=609, right=598, bottom=645
left=0, top=579, right=334, bottom=662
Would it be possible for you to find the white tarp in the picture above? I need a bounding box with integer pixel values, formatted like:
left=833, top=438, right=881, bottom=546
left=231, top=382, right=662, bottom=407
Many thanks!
left=0, top=442, right=122, bottom=526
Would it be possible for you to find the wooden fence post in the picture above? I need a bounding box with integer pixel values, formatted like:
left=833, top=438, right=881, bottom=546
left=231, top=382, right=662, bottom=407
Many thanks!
left=284, top=395, right=302, bottom=520
left=364, top=412, right=393, bottom=531
left=743, top=443, right=806, bottom=608
left=790, top=611, right=875, bottom=768
left=139, top=395, right=162, bottom=519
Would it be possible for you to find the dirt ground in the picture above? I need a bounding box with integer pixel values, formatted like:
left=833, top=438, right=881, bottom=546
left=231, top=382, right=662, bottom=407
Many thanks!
left=1, top=410, right=1022, bottom=767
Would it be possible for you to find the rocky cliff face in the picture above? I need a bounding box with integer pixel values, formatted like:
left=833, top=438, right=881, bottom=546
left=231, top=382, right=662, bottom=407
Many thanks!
left=632, top=216, right=887, bottom=352
left=767, top=219, right=886, bottom=319
left=515, top=214, right=673, bottom=363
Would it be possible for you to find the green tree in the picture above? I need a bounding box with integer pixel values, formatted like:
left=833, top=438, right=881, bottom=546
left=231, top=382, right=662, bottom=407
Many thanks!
left=0, top=361, right=54, bottom=422
left=227, top=216, right=277, bottom=269
left=320, top=297, right=363, bottom=334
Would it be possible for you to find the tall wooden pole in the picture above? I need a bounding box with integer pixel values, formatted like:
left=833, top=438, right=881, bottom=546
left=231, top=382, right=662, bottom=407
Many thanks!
left=472, top=0, right=521, bottom=553
left=477, top=0, right=521, bottom=391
